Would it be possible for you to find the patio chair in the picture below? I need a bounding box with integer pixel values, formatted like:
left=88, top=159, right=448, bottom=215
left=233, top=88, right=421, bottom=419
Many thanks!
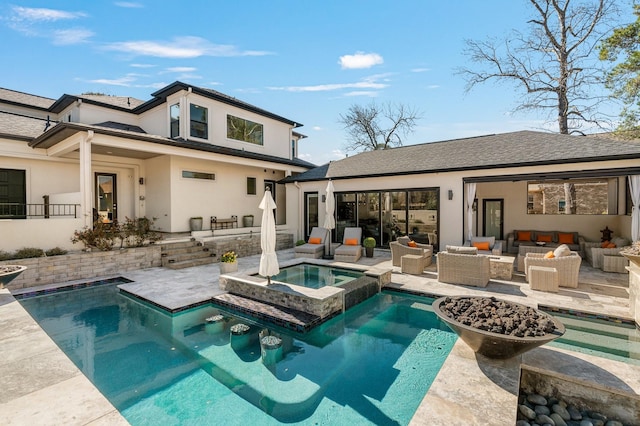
left=436, top=250, right=490, bottom=287
left=524, top=251, right=581, bottom=288
left=294, top=227, right=328, bottom=259
left=333, top=227, right=363, bottom=262
left=390, top=236, right=433, bottom=267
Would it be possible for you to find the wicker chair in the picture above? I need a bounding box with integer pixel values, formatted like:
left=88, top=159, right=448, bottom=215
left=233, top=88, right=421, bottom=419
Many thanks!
left=390, top=240, right=433, bottom=267
left=436, top=251, right=490, bottom=287
left=583, top=237, right=629, bottom=268
left=334, top=227, right=362, bottom=262
left=523, top=252, right=581, bottom=288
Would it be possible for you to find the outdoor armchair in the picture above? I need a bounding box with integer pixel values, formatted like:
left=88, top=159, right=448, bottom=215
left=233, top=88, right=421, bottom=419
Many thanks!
left=524, top=252, right=581, bottom=288
left=334, top=227, right=363, bottom=262
left=390, top=237, right=433, bottom=267
left=436, top=251, right=490, bottom=287
left=294, top=227, right=328, bottom=259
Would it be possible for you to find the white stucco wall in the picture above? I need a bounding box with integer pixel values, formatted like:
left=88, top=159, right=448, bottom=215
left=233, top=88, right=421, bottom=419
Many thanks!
left=0, top=218, right=83, bottom=252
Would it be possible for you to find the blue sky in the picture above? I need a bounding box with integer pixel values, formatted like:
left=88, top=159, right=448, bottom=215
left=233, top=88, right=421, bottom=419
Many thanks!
left=0, top=1, right=626, bottom=165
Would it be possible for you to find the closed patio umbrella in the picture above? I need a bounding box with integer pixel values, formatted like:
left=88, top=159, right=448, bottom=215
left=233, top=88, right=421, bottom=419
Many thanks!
left=323, top=180, right=336, bottom=257
left=259, top=188, right=279, bottom=284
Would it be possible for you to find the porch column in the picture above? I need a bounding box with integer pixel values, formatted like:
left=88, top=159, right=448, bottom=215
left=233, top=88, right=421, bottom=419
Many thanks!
left=465, top=182, right=476, bottom=241
left=630, top=175, right=640, bottom=242
left=80, top=131, right=93, bottom=228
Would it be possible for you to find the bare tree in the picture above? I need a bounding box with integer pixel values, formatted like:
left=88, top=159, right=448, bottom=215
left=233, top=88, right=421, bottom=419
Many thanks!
left=458, top=0, right=617, bottom=135
left=339, top=102, right=422, bottom=153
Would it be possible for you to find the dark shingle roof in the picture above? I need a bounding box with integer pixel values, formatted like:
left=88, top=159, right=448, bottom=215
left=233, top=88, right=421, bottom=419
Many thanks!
left=93, top=121, right=146, bottom=133
left=286, top=131, right=640, bottom=182
left=0, top=88, right=56, bottom=110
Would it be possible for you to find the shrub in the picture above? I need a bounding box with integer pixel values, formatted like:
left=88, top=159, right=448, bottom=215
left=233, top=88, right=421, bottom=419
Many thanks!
left=0, top=250, right=12, bottom=261
left=45, top=247, right=68, bottom=256
left=71, top=216, right=161, bottom=251
left=363, top=237, right=376, bottom=248
left=221, top=251, right=237, bottom=263
left=12, top=247, right=45, bottom=259
left=295, top=239, right=306, bottom=246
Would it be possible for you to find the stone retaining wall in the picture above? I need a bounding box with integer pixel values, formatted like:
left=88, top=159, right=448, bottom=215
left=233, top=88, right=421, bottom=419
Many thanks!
left=203, top=233, right=293, bottom=260
left=1, top=246, right=162, bottom=290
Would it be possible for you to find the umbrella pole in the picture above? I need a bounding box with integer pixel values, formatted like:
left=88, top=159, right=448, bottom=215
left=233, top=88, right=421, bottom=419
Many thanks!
left=267, top=276, right=271, bottom=285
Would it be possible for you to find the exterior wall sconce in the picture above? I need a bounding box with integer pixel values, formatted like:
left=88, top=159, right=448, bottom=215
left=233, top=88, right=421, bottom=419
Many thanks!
left=139, top=177, right=145, bottom=185
left=448, top=190, right=453, bottom=200
left=322, top=195, right=326, bottom=203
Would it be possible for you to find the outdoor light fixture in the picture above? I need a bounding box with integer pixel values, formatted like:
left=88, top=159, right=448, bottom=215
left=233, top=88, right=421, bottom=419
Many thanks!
left=448, top=190, right=453, bottom=200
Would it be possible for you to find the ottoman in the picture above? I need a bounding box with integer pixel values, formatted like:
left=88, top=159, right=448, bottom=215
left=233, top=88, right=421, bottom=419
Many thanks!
left=528, top=265, right=558, bottom=292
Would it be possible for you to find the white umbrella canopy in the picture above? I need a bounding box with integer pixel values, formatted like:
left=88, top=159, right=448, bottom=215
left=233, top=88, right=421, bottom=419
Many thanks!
left=259, top=188, right=279, bottom=284
left=323, top=180, right=336, bottom=257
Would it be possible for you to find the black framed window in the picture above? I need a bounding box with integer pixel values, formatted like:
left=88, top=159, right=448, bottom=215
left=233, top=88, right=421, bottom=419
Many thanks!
left=170, top=103, right=180, bottom=138
left=190, top=104, right=208, bottom=139
left=247, top=177, right=257, bottom=195
left=227, top=115, right=263, bottom=145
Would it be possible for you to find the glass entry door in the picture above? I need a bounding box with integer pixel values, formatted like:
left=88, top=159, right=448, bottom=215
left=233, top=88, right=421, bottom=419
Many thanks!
left=96, top=173, right=117, bottom=224
left=304, top=192, right=318, bottom=239
left=483, top=199, right=503, bottom=240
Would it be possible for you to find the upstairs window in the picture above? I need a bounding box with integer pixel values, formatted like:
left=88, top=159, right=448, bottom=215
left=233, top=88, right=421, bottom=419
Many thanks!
left=170, top=103, right=180, bottom=138
left=190, top=104, right=208, bottom=139
left=291, top=139, right=296, bottom=157
left=227, top=115, right=263, bottom=145
left=247, top=177, right=257, bottom=195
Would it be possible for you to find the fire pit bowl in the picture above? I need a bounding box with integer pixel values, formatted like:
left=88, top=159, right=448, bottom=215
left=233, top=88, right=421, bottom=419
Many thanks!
left=432, top=296, right=565, bottom=359
left=0, top=265, right=27, bottom=288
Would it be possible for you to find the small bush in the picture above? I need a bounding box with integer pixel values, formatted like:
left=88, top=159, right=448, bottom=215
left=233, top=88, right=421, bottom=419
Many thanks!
left=45, top=247, right=68, bottom=256
left=12, top=247, right=45, bottom=259
left=0, top=250, right=12, bottom=261
left=71, top=216, right=162, bottom=251
left=295, top=239, right=306, bottom=246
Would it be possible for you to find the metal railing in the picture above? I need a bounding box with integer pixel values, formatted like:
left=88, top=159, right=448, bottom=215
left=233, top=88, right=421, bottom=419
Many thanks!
left=0, top=203, right=80, bottom=219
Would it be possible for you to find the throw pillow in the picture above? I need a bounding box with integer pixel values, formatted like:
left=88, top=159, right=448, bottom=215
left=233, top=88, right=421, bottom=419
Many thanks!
left=472, top=241, right=490, bottom=251
left=308, top=237, right=322, bottom=244
left=537, top=234, right=553, bottom=243
left=612, top=237, right=629, bottom=247
left=606, top=243, right=616, bottom=248
left=397, top=236, right=411, bottom=246
left=407, top=241, right=418, bottom=248
left=553, top=244, right=571, bottom=258
left=345, top=238, right=358, bottom=246
left=601, top=240, right=610, bottom=248
left=557, top=233, right=575, bottom=244
left=517, top=231, right=531, bottom=242
left=544, top=251, right=555, bottom=259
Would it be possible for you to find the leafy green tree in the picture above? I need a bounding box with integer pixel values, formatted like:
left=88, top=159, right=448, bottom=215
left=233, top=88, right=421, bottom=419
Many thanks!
left=599, top=4, right=640, bottom=137
left=459, top=0, right=617, bottom=135
left=339, top=102, right=422, bottom=153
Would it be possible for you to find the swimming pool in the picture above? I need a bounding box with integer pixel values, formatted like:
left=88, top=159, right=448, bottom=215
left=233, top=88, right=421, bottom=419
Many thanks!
left=18, top=281, right=457, bottom=425
left=261, top=263, right=364, bottom=289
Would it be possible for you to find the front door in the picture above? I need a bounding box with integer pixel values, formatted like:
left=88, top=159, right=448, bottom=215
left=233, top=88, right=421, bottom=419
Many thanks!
left=483, top=199, right=503, bottom=240
left=96, top=173, right=117, bottom=224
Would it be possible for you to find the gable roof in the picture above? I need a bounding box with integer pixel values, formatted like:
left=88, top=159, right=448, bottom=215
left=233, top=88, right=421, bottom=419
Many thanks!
left=0, top=111, right=50, bottom=140
left=284, top=131, right=640, bottom=182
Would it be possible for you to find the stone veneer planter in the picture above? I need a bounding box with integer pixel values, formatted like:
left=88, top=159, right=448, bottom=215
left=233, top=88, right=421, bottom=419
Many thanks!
left=0, top=246, right=162, bottom=289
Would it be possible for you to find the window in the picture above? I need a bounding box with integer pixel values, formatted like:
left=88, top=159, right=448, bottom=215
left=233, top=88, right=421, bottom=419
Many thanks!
left=170, top=103, right=180, bottom=138
left=291, top=139, right=296, bottom=158
left=247, top=177, right=257, bottom=195
left=527, top=178, right=612, bottom=214
left=227, top=115, right=263, bottom=145
left=190, top=104, right=208, bottom=139
left=182, top=170, right=215, bottom=180
left=0, top=168, right=26, bottom=218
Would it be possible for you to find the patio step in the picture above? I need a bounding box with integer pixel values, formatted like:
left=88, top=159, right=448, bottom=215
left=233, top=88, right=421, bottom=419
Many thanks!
left=161, top=240, right=217, bottom=269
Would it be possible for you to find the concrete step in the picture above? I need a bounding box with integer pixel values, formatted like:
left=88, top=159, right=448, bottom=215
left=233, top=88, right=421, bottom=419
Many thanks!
left=164, top=256, right=217, bottom=270
left=161, top=251, right=215, bottom=267
left=161, top=245, right=210, bottom=257
left=160, top=240, right=201, bottom=251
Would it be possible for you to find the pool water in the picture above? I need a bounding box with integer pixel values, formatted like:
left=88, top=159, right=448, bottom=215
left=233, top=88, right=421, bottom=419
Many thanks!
left=266, top=263, right=364, bottom=289
left=18, top=283, right=457, bottom=425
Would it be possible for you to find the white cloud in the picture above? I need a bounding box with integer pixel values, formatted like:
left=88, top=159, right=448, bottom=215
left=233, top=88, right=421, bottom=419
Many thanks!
left=103, top=36, right=272, bottom=58
left=411, top=68, right=430, bottom=73
left=10, top=6, right=87, bottom=22
left=312, top=126, right=322, bottom=131
left=52, top=28, right=94, bottom=45
left=267, top=75, right=388, bottom=93
left=114, top=2, right=144, bottom=8
left=87, top=75, right=137, bottom=87
left=130, top=63, right=156, bottom=68
left=208, top=81, right=223, bottom=86
left=344, top=91, right=378, bottom=97
left=163, top=67, right=197, bottom=73
left=339, top=52, right=383, bottom=69
left=426, top=85, right=440, bottom=90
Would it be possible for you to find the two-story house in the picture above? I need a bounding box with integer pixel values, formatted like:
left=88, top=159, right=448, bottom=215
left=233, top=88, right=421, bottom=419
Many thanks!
left=0, top=82, right=314, bottom=252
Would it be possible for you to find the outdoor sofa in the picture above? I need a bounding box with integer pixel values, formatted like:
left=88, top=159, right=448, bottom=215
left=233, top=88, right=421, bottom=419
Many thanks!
left=582, top=236, right=630, bottom=269
left=463, top=236, right=503, bottom=255
left=506, top=230, right=583, bottom=255
left=436, top=245, right=490, bottom=287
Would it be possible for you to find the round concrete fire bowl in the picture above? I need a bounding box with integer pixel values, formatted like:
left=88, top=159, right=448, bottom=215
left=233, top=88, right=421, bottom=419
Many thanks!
left=432, top=296, right=565, bottom=359
left=0, top=265, right=27, bottom=288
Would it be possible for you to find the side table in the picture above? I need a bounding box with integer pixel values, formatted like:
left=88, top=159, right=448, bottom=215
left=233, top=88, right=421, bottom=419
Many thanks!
left=401, top=254, right=425, bottom=275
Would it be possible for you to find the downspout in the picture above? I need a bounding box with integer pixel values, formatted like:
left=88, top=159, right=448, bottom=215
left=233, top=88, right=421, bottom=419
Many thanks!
left=294, top=181, right=302, bottom=242
left=80, top=130, right=94, bottom=228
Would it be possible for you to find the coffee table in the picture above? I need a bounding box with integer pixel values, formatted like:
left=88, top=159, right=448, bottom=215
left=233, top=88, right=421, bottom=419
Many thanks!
left=488, top=255, right=515, bottom=280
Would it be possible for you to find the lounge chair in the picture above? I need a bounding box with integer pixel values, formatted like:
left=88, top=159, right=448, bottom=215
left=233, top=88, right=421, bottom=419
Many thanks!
left=294, top=227, right=328, bottom=258
left=390, top=235, right=433, bottom=267
left=334, top=227, right=363, bottom=262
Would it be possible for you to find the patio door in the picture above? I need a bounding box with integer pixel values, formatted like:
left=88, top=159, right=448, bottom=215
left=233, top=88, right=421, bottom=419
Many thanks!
left=96, top=173, right=117, bottom=224
left=483, top=199, right=503, bottom=240
left=304, top=192, right=319, bottom=240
